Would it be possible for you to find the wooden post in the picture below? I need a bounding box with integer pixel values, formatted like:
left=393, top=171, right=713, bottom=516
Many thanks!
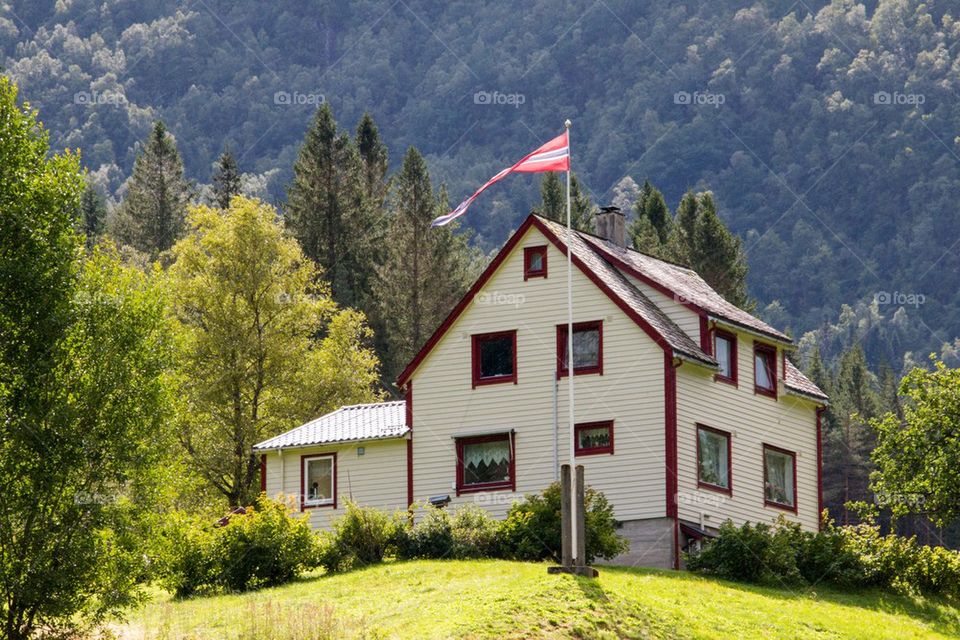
left=560, top=464, right=572, bottom=568
left=575, top=464, right=586, bottom=567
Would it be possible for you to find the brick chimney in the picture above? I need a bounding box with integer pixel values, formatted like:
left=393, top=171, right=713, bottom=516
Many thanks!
left=595, top=205, right=626, bottom=247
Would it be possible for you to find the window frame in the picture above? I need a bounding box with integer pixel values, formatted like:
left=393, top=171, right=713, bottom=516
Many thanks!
left=471, top=330, right=518, bottom=388
left=556, top=320, right=604, bottom=377
left=762, top=444, right=797, bottom=513
left=713, top=328, right=738, bottom=386
left=574, top=420, right=615, bottom=456
left=300, top=453, right=337, bottom=510
left=753, top=341, right=778, bottom=399
left=696, top=424, right=732, bottom=495
left=455, top=432, right=516, bottom=495
left=523, top=245, right=548, bottom=280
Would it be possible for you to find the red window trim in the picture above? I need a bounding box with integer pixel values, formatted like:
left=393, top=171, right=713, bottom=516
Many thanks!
left=762, top=443, right=797, bottom=513
left=471, top=330, right=518, bottom=388
left=574, top=420, right=614, bottom=456
left=300, top=452, right=337, bottom=511
left=696, top=424, right=732, bottom=495
left=455, top=432, right=516, bottom=496
left=753, top=341, right=778, bottom=399
left=556, top=320, right=603, bottom=377
left=712, top=328, right=738, bottom=387
left=523, top=245, right=548, bottom=280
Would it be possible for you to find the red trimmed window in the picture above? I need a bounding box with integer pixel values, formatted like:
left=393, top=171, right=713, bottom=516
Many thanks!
left=456, top=432, right=515, bottom=494
left=301, top=453, right=336, bottom=510
left=524, top=245, right=547, bottom=280
left=754, top=342, right=777, bottom=398
left=471, top=331, right=517, bottom=388
left=763, top=444, right=797, bottom=512
left=574, top=421, right=614, bottom=456
left=557, top=321, right=603, bottom=376
left=696, top=424, right=731, bottom=494
left=713, top=329, right=737, bottom=385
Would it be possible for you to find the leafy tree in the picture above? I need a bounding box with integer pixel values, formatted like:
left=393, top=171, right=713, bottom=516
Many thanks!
left=111, top=121, right=191, bottom=256
left=871, top=358, right=960, bottom=527
left=533, top=171, right=594, bottom=232
left=211, top=148, right=242, bottom=209
left=78, top=174, right=107, bottom=246
left=286, top=104, right=378, bottom=310
left=0, top=76, right=174, bottom=639
left=168, top=196, right=382, bottom=506
left=376, top=147, right=476, bottom=382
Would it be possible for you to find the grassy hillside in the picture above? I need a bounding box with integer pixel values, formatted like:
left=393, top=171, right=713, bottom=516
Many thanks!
left=114, top=560, right=960, bottom=639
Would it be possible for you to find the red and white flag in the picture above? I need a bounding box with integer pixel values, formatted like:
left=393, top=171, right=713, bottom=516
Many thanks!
left=431, top=130, right=570, bottom=227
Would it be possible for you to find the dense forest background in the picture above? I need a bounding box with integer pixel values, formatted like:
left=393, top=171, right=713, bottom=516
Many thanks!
left=3, top=0, right=960, bottom=372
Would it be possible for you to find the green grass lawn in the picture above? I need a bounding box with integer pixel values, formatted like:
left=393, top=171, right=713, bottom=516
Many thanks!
left=114, top=560, right=960, bottom=640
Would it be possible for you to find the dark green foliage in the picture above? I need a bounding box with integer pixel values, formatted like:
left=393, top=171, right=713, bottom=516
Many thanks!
left=633, top=180, right=671, bottom=244
left=316, top=501, right=397, bottom=573
left=112, top=121, right=191, bottom=256
left=533, top=172, right=594, bottom=232
left=78, top=175, right=107, bottom=245
left=686, top=520, right=802, bottom=585
left=211, top=149, right=241, bottom=209
left=155, top=496, right=319, bottom=597
left=498, top=482, right=628, bottom=564
left=355, top=112, right=389, bottom=208
left=392, top=504, right=499, bottom=561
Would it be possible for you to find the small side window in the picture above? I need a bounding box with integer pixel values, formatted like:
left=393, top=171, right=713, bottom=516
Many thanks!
left=524, top=246, right=547, bottom=280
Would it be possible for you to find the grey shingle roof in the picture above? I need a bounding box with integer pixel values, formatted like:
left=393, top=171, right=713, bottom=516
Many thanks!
left=784, top=359, right=828, bottom=402
left=536, top=216, right=716, bottom=367
left=253, top=401, right=408, bottom=451
left=577, top=232, right=791, bottom=343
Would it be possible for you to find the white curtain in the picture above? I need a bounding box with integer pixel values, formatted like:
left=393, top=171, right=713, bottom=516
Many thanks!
left=765, top=450, right=793, bottom=504
left=755, top=352, right=773, bottom=388
left=463, top=439, right=510, bottom=468
left=716, top=337, right=731, bottom=377
left=698, top=430, right=728, bottom=487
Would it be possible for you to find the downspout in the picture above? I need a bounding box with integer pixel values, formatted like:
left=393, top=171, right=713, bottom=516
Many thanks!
left=553, top=370, right=559, bottom=481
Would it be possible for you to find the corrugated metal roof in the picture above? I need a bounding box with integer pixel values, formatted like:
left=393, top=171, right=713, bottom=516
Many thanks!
left=784, top=359, right=828, bottom=402
left=253, top=401, right=408, bottom=451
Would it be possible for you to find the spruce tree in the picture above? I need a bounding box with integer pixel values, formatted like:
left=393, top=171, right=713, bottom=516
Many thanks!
left=112, top=121, right=191, bottom=256
left=635, top=179, right=672, bottom=243
left=375, top=147, right=475, bottom=383
left=355, top=112, right=389, bottom=207
left=690, top=193, right=753, bottom=310
left=77, top=176, right=107, bottom=246
left=534, top=172, right=594, bottom=231
left=286, top=103, right=374, bottom=309
left=211, top=149, right=241, bottom=209
left=664, top=190, right=698, bottom=264
left=629, top=213, right=664, bottom=257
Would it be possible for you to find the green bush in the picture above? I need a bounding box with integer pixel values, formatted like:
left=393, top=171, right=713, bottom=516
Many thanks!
left=498, top=482, right=628, bottom=564
left=685, top=519, right=802, bottom=585
left=155, top=496, right=318, bottom=597
left=393, top=505, right=454, bottom=561
left=317, top=501, right=396, bottom=573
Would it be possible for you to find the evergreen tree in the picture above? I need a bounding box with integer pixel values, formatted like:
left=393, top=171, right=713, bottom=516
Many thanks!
left=375, top=147, right=475, bottom=383
left=629, top=213, right=664, bottom=257
left=690, top=193, right=753, bottom=310
left=111, top=121, right=191, bottom=256
left=77, top=175, right=107, bottom=246
left=211, top=149, right=241, bottom=209
left=664, top=190, right=699, bottom=264
left=286, top=104, right=375, bottom=310
left=635, top=180, right=672, bottom=243
left=355, top=112, right=389, bottom=207
left=534, top=172, right=593, bottom=231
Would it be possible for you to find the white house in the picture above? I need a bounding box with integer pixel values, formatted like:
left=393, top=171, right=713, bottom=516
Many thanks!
left=254, top=209, right=828, bottom=569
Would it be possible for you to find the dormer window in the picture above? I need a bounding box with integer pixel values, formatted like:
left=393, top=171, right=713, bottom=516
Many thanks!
left=754, top=342, right=777, bottom=398
left=523, top=246, right=547, bottom=280
left=713, top=328, right=737, bottom=385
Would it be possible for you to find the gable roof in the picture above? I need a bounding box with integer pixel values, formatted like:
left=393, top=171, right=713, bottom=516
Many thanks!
left=253, top=401, right=408, bottom=451
left=577, top=233, right=791, bottom=343
left=396, top=214, right=716, bottom=387
left=783, top=359, right=829, bottom=403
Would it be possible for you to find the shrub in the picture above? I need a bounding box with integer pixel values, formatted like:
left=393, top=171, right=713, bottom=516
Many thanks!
left=451, top=504, right=500, bottom=559
left=317, top=501, right=396, bottom=573
left=155, top=496, right=318, bottom=597
left=498, top=482, right=628, bottom=564
left=685, top=519, right=802, bottom=585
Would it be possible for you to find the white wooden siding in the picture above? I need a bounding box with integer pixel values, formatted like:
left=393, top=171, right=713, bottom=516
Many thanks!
left=675, top=328, right=820, bottom=531
left=263, top=438, right=408, bottom=530
left=410, top=226, right=666, bottom=521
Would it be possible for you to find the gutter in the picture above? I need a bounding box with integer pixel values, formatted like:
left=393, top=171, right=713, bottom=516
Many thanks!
left=707, top=315, right=793, bottom=347
left=253, top=429, right=411, bottom=453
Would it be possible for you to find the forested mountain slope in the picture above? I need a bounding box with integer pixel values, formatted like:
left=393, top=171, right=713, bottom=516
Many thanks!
left=3, top=0, right=959, bottom=369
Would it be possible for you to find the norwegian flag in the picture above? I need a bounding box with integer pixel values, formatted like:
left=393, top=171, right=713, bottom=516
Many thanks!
left=431, top=130, right=570, bottom=227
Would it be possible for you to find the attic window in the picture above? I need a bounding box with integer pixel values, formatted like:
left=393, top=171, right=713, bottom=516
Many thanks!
left=557, top=321, right=603, bottom=377
left=524, top=246, right=547, bottom=280
left=713, top=329, right=737, bottom=386
left=471, top=331, right=517, bottom=388
left=754, top=342, right=777, bottom=398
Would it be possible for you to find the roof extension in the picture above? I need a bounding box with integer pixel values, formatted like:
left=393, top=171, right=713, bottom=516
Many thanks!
left=253, top=401, right=408, bottom=451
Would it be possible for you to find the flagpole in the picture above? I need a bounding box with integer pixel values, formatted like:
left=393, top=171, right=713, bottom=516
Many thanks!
left=564, top=118, right=577, bottom=564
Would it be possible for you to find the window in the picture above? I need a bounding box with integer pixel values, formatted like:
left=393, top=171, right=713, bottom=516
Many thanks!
left=524, top=246, right=547, bottom=280
left=575, top=421, right=614, bottom=456
left=696, top=425, right=731, bottom=493
left=456, top=433, right=514, bottom=494
left=763, top=445, right=796, bottom=511
left=301, top=453, right=336, bottom=509
left=471, top=331, right=517, bottom=388
left=754, top=342, right=777, bottom=398
left=713, top=329, right=737, bottom=385
left=557, top=321, right=603, bottom=376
